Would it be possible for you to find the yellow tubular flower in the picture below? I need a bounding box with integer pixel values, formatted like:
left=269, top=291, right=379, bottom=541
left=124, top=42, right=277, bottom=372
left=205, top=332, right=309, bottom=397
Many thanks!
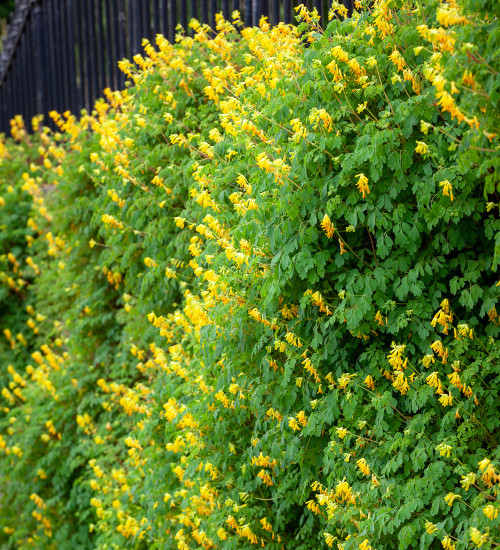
left=355, top=173, right=370, bottom=198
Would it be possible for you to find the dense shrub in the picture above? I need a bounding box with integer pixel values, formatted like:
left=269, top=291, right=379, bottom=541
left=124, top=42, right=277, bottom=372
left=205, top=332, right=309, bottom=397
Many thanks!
left=0, top=117, right=43, bottom=388
left=0, top=1, right=498, bottom=549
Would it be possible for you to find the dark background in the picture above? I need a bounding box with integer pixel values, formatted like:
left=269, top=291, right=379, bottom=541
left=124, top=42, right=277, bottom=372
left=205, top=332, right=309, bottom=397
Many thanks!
left=0, top=0, right=15, bottom=20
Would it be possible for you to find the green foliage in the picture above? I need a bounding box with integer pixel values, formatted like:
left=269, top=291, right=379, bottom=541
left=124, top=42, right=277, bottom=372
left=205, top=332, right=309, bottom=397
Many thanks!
left=0, top=120, right=40, bottom=388
left=0, top=2, right=499, bottom=550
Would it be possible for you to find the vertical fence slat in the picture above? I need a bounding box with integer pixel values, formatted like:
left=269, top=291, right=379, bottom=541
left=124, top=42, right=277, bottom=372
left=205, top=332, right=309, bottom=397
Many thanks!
left=18, top=32, right=25, bottom=122
left=136, top=0, right=143, bottom=54
left=66, top=0, right=78, bottom=114
left=144, top=0, right=152, bottom=42
left=209, top=0, right=217, bottom=27
left=190, top=0, right=197, bottom=25
left=32, top=2, right=44, bottom=118
left=312, top=0, right=325, bottom=23
left=283, top=0, right=292, bottom=23
left=17, top=51, right=22, bottom=120
left=43, top=0, right=54, bottom=114
left=111, top=0, right=126, bottom=90
left=152, top=0, right=160, bottom=37
left=180, top=0, right=188, bottom=31
left=52, top=0, right=60, bottom=113
left=104, top=0, right=115, bottom=90
left=128, top=0, right=134, bottom=58
left=58, top=0, right=69, bottom=113
left=134, top=0, right=144, bottom=54
left=13, top=53, right=19, bottom=120
left=40, top=0, right=48, bottom=114
left=51, top=0, right=61, bottom=113
left=55, top=0, right=66, bottom=113
left=90, top=0, right=101, bottom=104
left=75, top=0, right=90, bottom=109
left=15, top=36, right=21, bottom=120
left=244, top=0, right=251, bottom=24
left=12, top=70, right=17, bottom=124
left=161, top=0, right=168, bottom=39
left=172, top=0, right=178, bottom=42
left=83, top=0, right=94, bottom=109
left=60, top=0, right=68, bottom=112
left=21, top=43, right=26, bottom=120
left=7, top=74, right=12, bottom=128
left=141, top=0, right=148, bottom=44
left=24, top=15, right=33, bottom=122
left=11, top=73, right=16, bottom=128
left=271, top=0, right=279, bottom=25
left=201, top=0, right=208, bottom=24
left=321, top=0, right=327, bottom=23
left=17, top=50, right=22, bottom=120
left=23, top=29, right=31, bottom=121
left=255, top=0, right=270, bottom=25
left=96, top=0, right=107, bottom=92
left=76, top=0, right=86, bottom=109
left=5, top=74, right=10, bottom=128
left=29, top=9, right=37, bottom=120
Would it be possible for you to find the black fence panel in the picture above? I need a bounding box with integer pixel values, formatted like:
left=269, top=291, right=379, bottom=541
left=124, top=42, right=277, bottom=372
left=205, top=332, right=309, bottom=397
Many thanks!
left=0, top=0, right=348, bottom=133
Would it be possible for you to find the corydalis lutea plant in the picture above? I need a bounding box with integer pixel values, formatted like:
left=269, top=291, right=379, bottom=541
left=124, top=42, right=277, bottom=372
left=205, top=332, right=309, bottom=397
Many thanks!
left=0, top=2, right=499, bottom=550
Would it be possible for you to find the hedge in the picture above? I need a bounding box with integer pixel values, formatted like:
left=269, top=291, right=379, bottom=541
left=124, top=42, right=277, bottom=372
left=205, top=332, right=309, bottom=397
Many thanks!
left=0, top=1, right=499, bottom=549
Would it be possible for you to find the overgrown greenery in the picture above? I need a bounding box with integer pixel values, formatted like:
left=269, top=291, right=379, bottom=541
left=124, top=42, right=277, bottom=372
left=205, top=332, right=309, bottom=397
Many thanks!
left=0, top=1, right=499, bottom=549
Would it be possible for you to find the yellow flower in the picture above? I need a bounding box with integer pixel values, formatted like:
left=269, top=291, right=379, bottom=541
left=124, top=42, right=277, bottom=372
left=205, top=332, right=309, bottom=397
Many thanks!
left=415, top=141, right=429, bottom=155
left=288, top=417, right=300, bottom=431
left=357, top=101, right=368, bottom=113
left=436, top=442, right=453, bottom=457
left=356, top=458, right=370, bottom=476
left=336, top=427, right=348, bottom=439
left=324, top=532, right=335, bottom=547
left=320, top=214, right=335, bottom=238
left=460, top=472, right=476, bottom=490
left=483, top=504, right=498, bottom=520
left=355, top=173, right=370, bottom=198
left=439, top=179, right=454, bottom=201
left=444, top=492, right=460, bottom=506
left=387, top=342, right=406, bottom=370
left=364, top=375, right=375, bottom=389
left=478, top=458, right=491, bottom=471
left=296, top=410, right=307, bottom=427
left=425, top=521, right=438, bottom=534
left=374, top=310, right=385, bottom=326
left=470, top=527, right=488, bottom=547
left=438, top=392, right=453, bottom=406
left=421, top=120, right=432, bottom=134
left=426, top=371, right=439, bottom=388
left=389, top=49, right=405, bottom=71
left=441, top=535, right=456, bottom=550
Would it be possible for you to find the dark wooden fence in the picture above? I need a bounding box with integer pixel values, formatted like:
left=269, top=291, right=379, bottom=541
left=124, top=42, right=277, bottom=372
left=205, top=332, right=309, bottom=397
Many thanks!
left=0, top=0, right=351, bottom=134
